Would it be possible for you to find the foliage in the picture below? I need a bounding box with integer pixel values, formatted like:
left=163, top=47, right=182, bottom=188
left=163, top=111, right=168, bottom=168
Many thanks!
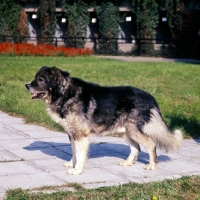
left=0, top=42, right=94, bottom=56
left=16, top=9, right=29, bottom=42
left=38, top=0, right=56, bottom=45
left=131, top=0, right=159, bottom=39
left=61, top=0, right=89, bottom=48
left=97, top=2, right=120, bottom=55
left=160, top=0, right=200, bottom=58
left=160, top=0, right=185, bottom=37
left=0, top=0, right=23, bottom=40
left=131, top=0, right=159, bottom=55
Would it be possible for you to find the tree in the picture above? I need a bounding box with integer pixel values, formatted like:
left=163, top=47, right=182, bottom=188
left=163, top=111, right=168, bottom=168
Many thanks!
left=97, top=2, right=120, bottom=55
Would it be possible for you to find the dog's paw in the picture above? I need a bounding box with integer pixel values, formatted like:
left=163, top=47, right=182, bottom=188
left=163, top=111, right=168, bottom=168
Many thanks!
left=67, top=168, right=83, bottom=175
left=144, top=163, right=157, bottom=170
left=64, top=160, right=73, bottom=168
left=118, top=159, right=133, bottom=166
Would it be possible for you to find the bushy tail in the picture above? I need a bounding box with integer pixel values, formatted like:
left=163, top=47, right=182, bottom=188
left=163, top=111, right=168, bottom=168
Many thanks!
left=142, top=108, right=183, bottom=151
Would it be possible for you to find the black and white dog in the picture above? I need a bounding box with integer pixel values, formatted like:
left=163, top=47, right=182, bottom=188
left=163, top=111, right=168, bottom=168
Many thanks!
left=25, top=66, right=182, bottom=175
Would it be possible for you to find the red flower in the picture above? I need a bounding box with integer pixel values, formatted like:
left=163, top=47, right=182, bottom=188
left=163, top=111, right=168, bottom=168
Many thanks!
left=0, top=43, right=94, bottom=56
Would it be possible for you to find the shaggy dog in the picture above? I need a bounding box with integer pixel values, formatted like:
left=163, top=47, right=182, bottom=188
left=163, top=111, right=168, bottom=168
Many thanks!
left=25, top=66, right=182, bottom=175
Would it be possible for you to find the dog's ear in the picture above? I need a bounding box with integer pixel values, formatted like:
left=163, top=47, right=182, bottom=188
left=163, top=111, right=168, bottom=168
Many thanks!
left=35, top=66, right=50, bottom=78
left=49, top=67, right=70, bottom=94
left=40, top=66, right=49, bottom=71
left=50, top=66, right=70, bottom=80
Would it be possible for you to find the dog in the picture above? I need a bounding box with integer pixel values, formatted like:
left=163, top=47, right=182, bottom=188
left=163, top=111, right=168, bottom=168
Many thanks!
left=25, top=66, right=183, bottom=175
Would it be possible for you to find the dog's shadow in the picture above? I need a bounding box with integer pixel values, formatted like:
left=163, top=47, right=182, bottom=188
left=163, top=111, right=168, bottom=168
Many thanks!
left=24, top=141, right=171, bottom=164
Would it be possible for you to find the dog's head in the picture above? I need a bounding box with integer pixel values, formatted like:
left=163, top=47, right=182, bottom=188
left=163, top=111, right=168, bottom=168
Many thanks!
left=25, top=66, right=70, bottom=102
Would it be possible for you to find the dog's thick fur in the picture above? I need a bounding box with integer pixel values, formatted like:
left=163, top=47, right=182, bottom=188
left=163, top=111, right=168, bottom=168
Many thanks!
left=25, top=66, right=183, bottom=175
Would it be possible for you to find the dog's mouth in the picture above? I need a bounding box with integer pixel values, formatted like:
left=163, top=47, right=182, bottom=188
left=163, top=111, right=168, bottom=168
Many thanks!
left=31, top=92, right=46, bottom=99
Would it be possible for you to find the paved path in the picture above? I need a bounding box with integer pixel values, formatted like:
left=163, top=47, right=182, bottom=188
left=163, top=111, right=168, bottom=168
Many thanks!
left=95, top=56, right=200, bottom=63
left=0, top=111, right=200, bottom=199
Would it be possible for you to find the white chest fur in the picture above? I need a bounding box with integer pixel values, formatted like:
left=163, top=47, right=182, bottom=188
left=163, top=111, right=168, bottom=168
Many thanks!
left=46, top=107, right=90, bottom=137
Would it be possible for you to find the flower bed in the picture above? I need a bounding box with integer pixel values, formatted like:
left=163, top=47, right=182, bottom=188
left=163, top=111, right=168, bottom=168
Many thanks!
left=0, top=42, right=94, bottom=56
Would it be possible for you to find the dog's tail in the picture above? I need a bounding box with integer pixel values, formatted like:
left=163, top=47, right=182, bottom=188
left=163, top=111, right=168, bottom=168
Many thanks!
left=142, top=108, right=183, bottom=151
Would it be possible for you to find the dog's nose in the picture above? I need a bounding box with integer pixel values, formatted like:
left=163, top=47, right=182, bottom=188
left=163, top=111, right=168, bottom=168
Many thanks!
left=25, top=83, right=30, bottom=90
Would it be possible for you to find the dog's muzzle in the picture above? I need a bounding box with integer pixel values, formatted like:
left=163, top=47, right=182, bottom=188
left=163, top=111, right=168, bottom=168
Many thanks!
left=25, top=83, right=47, bottom=100
left=25, top=83, right=31, bottom=91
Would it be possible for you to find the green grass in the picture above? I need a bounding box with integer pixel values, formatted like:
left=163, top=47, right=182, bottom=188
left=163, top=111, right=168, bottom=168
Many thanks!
left=6, top=176, right=200, bottom=200
left=0, top=56, right=199, bottom=138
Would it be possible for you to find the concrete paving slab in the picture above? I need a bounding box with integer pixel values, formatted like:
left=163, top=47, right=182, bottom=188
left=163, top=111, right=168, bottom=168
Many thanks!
left=7, top=124, right=49, bottom=132
left=0, top=161, right=43, bottom=176
left=158, top=159, right=200, bottom=174
left=90, top=156, right=136, bottom=170
left=23, top=130, right=68, bottom=139
left=11, top=147, right=71, bottom=161
left=0, top=131, right=27, bottom=140
left=0, top=150, right=22, bottom=162
left=0, top=147, right=4, bottom=151
left=189, top=157, right=200, bottom=165
left=89, top=156, right=174, bottom=180
left=39, top=136, right=70, bottom=146
left=182, top=140, right=200, bottom=149
left=0, top=124, right=11, bottom=131
left=30, top=158, right=67, bottom=172
left=0, top=187, right=6, bottom=200
left=0, top=187, right=6, bottom=194
left=0, top=124, right=22, bottom=133
left=182, top=139, right=200, bottom=144
left=54, top=145, right=72, bottom=155
left=178, top=148, right=200, bottom=159
left=0, top=172, right=65, bottom=190
left=90, top=135, right=124, bottom=144
left=0, top=113, right=24, bottom=125
left=89, top=144, right=127, bottom=160
left=154, top=142, right=200, bottom=161
left=0, top=110, right=200, bottom=198
left=134, top=174, right=182, bottom=184
left=83, top=180, right=128, bottom=189
left=155, top=150, right=182, bottom=160
left=51, top=167, right=128, bottom=185
left=0, top=118, right=24, bottom=125
left=0, top=138, right=51, bottom=150
left=183, top=171, right=200, bottom=176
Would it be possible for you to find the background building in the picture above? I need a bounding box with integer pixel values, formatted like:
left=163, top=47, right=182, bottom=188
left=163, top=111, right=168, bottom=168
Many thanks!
left=0, top=0, right=200, bottom=57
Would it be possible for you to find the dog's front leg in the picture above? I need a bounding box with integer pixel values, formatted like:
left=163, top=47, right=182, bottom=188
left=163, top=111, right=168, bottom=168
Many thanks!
left=67, top=136, right=89, bottom=175
left=64, top=133, right=76, bottom=168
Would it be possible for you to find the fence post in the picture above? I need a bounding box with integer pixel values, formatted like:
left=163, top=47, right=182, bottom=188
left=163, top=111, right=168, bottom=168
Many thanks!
left=137, top=38, right=141, bottom=56
left=94, top=37, right=97, bottom=53
left=75, top=37, right=76, bottom=48
left=55, top=37, right=57, bottom=47
left=115, top=38, right=118, bottom=55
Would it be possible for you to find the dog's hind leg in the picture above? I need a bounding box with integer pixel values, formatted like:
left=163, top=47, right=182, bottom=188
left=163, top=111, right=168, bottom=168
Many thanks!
left=129, top=131, right=157, bottom=170
left=67, top=136, right=89, bottom=175
left=118, top=133, right=140, bottom=166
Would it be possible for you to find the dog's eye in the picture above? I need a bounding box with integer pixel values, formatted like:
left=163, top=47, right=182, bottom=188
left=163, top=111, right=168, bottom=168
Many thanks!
left=37, top=77, right=44, bottom=82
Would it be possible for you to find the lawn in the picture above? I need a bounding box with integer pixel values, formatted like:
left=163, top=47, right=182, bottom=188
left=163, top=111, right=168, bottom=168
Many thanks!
left=0, top=56, right=199, bottom=138
left=6, top=175, right=200, bottom=200
left=0, top=56, right=200, bottom=199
